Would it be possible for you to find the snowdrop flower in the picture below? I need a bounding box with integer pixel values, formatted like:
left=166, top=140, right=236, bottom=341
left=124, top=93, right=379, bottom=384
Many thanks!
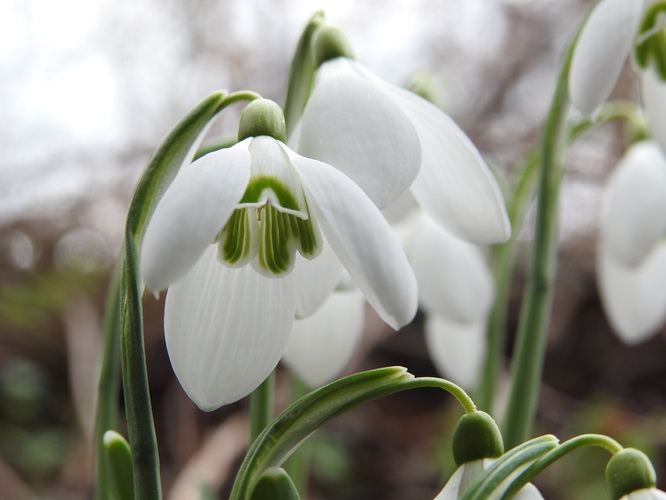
left=569, top=0, right=666, bottom=147
left=141, top=99, right=417, bottom=410
left=568, top=0, right=643, bottom=117
left=297, top=25, right=510, bottom=246
left=597, top=141, right=666, bottom=344
left=435, top=411, right=544, bottom=500
left=607, top=448, right=666, bottom=500
left=398, top=212, right=493, bottom=389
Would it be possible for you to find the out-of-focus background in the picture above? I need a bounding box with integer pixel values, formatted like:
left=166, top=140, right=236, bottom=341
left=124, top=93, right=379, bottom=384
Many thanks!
left=2, top=0, right=666, bottom=498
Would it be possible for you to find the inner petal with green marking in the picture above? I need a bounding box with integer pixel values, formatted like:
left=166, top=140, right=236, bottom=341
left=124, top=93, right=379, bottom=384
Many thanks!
left=216, top=173, right=322, bottom=277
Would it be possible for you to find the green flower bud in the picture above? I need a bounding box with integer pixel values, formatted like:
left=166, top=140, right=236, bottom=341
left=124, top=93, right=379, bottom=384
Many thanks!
left=605, top=448, right=657, bottom=500
left=238, top=99, right=287, bottom=143
left=452, top=411, right=504, bottom=466
left=635, top=2, right=666, bottom=80
left=251, top=467, right=301, bottom=500
left=312, top=25, right=355, bottom=68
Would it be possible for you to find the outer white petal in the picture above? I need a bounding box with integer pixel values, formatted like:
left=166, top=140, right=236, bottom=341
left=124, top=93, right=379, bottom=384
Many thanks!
left=641, top=68, right=666, bottom=153
left=164, top=246, right=296, bottom=411
left=568, top=0, right=642, bottom=117
left=425, top=315, right=486, bottom=390
left=411, top=215, right=494, bottom=323
left=597, top=241, right=666, bottom=345
left=287, top=149, right=418, bottom=330
left=141, top=143, right=251, bottom=292
left=601, top=141, right=666, bottom=266
left=513, top=483, right=545, bottom=500
left=297, top=58, right=421, bottom=209
left=377, top=81, right=511, bottom=244
left=625, top=489, right=666, bottom=500
left=293, top=240, right=345, bottom=318
left=433, top=464, right=465, bottom=500
left=282, top=288, right=365, bottom=388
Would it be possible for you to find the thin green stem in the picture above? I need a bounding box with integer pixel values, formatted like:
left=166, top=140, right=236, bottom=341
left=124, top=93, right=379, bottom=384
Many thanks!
left=121, top=238, right=162, bottom=500
left=94, top=260, right=123, bottom=500
left=250, top=372, right=275, bottom=443
left=219, top=90, right=262, bottom=110
left=405, top=377, right=477, bottom=415
left=477, top=152, right=540, bottom=412
left=502, top=27, right=580, bottom=448
left=501, top=434, right=623, bottom=499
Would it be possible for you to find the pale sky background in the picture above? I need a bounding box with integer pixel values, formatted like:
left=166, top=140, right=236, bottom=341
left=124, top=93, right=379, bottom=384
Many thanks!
left=0, top=0, right=607, bottom=269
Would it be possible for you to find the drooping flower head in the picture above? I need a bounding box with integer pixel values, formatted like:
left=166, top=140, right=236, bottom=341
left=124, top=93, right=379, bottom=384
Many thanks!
left=296, top=24, right=511, bottom=246
left=606, top=448, right=666, bottom=500
left=569, top=0, right=666, bottom=147
left=434, top=411, right=544, bottom=499
left=141, top=98, right=418, bottom=410
left=597, top=141, right=666, bottom=344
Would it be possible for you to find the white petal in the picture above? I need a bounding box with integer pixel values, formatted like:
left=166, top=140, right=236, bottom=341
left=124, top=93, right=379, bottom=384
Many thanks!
left=293, top=240, right=345, bottom=318
left=568, top=0, right=642, bottom=117
left=601, top=141, right=666, bottom=267
left=378, top=81, right=511, bottom=244
left=513, top=483, right=545, bottom=500
left=411, top=215, right=494, bottom=323
left=642, top=68, right=666, bottom=153
left=597, top=241, right=666, bottom=345
left=297, top=58, right=421, bottom=209
left=288, top=150, right=418, bottom=330
left=164, top=246, right=296, bottom=410
left=433, top=464, right=465, bottom=500
left=425, top=315, right=486, bottom=390
left=282, top=288, right=365, bottom=388
left=141, top=143, right=251, bottom=292
left=625, top=489, right=666, bottom=500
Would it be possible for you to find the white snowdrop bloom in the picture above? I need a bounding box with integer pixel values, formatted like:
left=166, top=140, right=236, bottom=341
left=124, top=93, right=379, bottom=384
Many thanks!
left=568, top=0, right=643, bottom=117
left=141, top=100, right=418, bottom=410
left=298, top=56, right=511, bottom=245
left=597, top=141, right=666, bottom=344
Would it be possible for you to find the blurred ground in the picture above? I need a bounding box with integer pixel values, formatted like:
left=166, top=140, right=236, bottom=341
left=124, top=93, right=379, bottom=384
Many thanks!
left=2, top=0, right=666, bottom=499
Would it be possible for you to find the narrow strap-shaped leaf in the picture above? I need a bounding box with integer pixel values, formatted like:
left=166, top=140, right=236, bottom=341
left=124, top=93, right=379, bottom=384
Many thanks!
left=230, top=367, right=475, bottom=500
left=94, top=260, right=123, bottom=500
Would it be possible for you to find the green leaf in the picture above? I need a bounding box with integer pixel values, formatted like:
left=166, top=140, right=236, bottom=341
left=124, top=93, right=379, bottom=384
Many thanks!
left=250, top=468, right=301, bottom=500
left=229, top=367, right=476, bottom=500
left=103, top=430, right=135, bottom=500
